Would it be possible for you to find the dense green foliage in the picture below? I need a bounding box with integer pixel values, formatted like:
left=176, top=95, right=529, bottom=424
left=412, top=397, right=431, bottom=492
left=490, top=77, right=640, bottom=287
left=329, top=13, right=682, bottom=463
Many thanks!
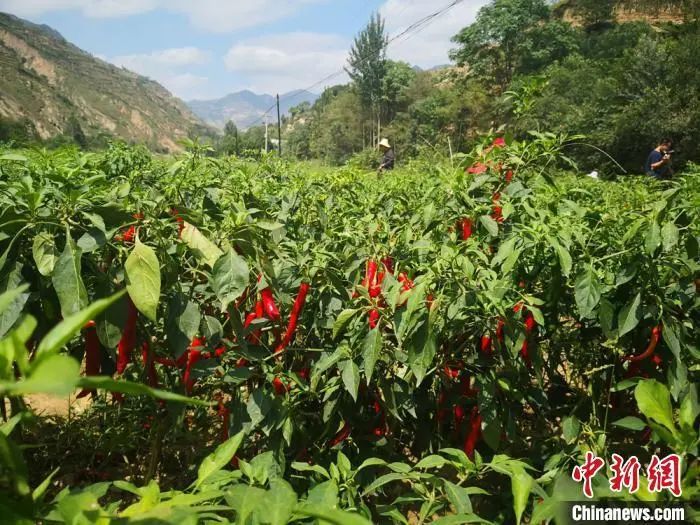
left=266, top=1, right=699, bottom=173
left=0, top=138, right=698, bottom=522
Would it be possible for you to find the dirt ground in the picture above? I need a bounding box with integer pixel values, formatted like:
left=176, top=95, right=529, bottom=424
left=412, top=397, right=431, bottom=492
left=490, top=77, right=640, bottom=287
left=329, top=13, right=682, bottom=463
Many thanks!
left=5, top=392, right=91, bottom=419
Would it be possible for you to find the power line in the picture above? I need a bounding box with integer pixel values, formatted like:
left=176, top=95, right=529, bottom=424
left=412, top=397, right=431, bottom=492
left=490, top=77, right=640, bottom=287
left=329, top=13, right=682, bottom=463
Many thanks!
left=242, top=0, right=466, bottom=129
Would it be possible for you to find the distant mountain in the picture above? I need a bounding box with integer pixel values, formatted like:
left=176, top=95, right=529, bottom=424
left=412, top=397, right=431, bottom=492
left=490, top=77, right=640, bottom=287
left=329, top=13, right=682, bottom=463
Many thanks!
left=0, top=12, right=209, bottom=151
left=188, top=90, right=319, bottom=130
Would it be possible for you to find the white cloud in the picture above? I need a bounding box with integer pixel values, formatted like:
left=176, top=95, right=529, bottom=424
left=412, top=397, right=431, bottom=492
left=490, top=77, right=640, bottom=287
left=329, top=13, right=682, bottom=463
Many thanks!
left=0, top=0, right=324, bottom=31
left=109, top=47, right=211, bottom=99
left=0, top=0, right=156, bottom=18
left=224, top=32, right=349, bottom=93
left=380, top=0, right=489, bottom=67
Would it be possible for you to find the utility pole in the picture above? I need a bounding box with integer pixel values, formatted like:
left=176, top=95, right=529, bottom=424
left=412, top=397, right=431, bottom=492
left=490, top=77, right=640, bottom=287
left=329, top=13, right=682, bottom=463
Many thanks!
left=276, top=94, right=282, bottom=156
left=264, top=115, right=269, bottom=153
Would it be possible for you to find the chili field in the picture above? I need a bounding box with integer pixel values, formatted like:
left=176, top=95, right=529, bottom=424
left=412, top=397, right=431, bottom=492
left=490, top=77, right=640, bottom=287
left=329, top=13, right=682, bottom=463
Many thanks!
left=0, top=136, right=698, bottom=524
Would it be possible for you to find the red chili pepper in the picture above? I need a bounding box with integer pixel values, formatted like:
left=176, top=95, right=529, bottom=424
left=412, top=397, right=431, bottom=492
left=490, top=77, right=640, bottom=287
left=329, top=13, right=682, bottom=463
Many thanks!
left=397, top=272, right=414, bottom=292
left=275, top=282, right=310, bottom=354
left=520, top=339, right=532, bottom=366
left=171, top=207, right=185, bottom=237
left=480, top=334, right=493, bottom=356
left=524, top=313, right=537, bottom=333
left=626, top=325, right=662, bottom=363
left=116, top=298, right=138, bottom=375
left=182, top=337, right=206, bottom=394
left=77, top=320, right=101, bottom=399
left=272, top=377, right=289, bottom=395
left=460, top=218, right=473, bottom=241
left=492, top=192, right=501, bottom=203
left=492, top=206, right=504, bottom=223
left=496, top=319, right=505, bottom=343
left=183, top=349, right=201, bottom=395
left=362, top=260, right=378, bottom=290
left=513, top=302, right=524, bottom=313
left=261, top=288, right=280, bottom=321
left=121, top=225, right=136, bottom=244
left=454, top=405, right=466, bottom=425
left=141, top=342, right=158, bottom=388
left=505, top=170, right=514, bottom=183
left=327, top=421, right=351, bottom=447
left=443, top=363, right=460, bottom=379
left=299, top=367, right=310, bottom=381
left=381, top=257, right=394, bottom=274
left=369, top=309, right=380, bottom=329
left=214, top=345, right=227, bottom=358
left=236, top=357, right=249, bottom=368
left=463, top=406, right=482, bottom=460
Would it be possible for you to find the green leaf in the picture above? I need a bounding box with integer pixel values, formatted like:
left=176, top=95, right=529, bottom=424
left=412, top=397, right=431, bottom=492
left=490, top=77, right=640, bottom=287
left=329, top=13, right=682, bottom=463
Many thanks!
left=52, top=232, right=88, bottom=318
left=431, top=514, right=488, bottom=524
left=407, top=320, right=437, bottom=386
left=306, top=479, right=339, bottom=508
left=0, top=269, right=29, bottom=338
left=479, top=215, right=498, bottom=236
left=333, top=309, right=359, bottom=340
left=611, top=416, right=646, bottom=431
left=555, top=243, right=572, bottom=277
left=443, top=481, right=473, bottom=514
left=77, top=376, right=211, bottom=406
left=125, top=239, right=161, bottom=322
left=634, top=379, right=676, bottom=435
left=414, top=454, right=446, bottom=470
left=661, top=222, right=679, bottom=252
left=361, top=473, right=413, bottom=496
left=617, top=293, right=641, bottom=338
left=36, top=291, right=125, bottom=358
left=166, top=294, right=200, bottom=359
left=574, top=266, right=601, bottom=319
left=32, top=232, right=57, bottom=277
left=679, top=385, right=698, bottom=434
left=211, top=249, right=249, bottom=311
left=340, top=360, right=360, bottom=402
left=511, top=467, right=533, bottom=525
left=645, top=221, right=661, bottom=255
left=266, top=479, right=297, bottom=525
left=362, top=327, right=382, bottom=382
left=32, top=467, right=60, bottom=503
left=224, top=485, right=265, bottom=523
left=196, top=431, right=245, bottom=489
left=295, top=504, right=373, bottom=525
left=0, top=355, right=80, bottom=397
left=180, top=221, right=223, bottom=268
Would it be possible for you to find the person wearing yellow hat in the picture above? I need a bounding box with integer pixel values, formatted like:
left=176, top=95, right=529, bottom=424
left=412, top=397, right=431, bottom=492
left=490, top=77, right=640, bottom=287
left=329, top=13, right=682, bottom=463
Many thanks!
left=378, top=138, right=395, bottom=174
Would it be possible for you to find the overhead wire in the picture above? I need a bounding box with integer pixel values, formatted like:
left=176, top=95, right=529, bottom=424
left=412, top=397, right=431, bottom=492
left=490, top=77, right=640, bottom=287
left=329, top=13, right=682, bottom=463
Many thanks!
left=242, top=0, right=466, bottom=129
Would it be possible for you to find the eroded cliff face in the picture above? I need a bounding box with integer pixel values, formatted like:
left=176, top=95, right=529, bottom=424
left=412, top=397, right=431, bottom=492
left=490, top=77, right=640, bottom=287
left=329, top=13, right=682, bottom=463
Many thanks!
left=0, top=12, right=208, bottom=151
left=555, top=0, right=687, bottom=26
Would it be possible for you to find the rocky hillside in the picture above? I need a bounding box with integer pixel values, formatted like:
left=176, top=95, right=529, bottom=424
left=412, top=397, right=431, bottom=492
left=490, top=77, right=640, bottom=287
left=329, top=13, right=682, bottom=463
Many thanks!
left=188, top=90, right=319, bottom=130
left=554, top=0, right=689, bottom=25
left=0, top=12, right=208, bottom=151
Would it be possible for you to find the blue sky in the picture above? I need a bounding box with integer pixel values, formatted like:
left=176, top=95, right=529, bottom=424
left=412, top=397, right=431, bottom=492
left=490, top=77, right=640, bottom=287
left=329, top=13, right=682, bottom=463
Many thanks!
left=0, top=0, right=489, bottom=100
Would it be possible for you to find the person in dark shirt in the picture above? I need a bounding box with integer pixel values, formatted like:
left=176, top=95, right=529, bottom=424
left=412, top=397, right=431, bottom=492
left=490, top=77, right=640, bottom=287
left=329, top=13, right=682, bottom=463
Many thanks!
left=645, top=138, right=674, bottom=179
left=378, top=138, right=395, bottom=173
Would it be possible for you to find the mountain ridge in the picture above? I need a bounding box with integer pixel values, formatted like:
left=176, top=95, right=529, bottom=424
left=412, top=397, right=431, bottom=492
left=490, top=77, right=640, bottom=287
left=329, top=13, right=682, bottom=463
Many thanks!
left=187, top=89, right=319, bottom=130
left=0, top=12, right=209, bottom=151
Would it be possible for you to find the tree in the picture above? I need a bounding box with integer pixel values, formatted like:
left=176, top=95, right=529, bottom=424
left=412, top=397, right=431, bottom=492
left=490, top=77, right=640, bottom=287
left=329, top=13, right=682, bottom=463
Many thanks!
left=450, top=0, right=550, bottom=88
left=346, top=13, right=388, bottom=145
left=219, top=121, right=239, bottom=155
left=381, top=61, right=416, bottom=122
